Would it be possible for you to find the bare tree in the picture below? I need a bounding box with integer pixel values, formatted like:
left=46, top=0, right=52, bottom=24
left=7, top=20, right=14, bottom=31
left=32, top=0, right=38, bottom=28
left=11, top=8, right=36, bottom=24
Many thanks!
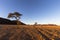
left=7, top=12, right=22, bottom=25
left=34, top=22, right=37, bottom=25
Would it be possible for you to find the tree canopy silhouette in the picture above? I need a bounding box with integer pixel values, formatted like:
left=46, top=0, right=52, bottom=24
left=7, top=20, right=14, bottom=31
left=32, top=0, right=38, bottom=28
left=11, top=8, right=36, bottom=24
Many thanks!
left=7, top=12, right=22, bottom=25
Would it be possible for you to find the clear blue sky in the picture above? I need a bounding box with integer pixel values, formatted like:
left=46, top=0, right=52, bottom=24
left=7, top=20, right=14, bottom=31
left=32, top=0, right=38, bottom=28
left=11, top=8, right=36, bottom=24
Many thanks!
left=0, top=0, right=60, bottom=24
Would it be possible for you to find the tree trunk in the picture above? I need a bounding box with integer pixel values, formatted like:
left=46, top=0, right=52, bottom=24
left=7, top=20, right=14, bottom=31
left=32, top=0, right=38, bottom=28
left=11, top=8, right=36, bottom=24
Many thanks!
left=17, top=19, right=20, bottom=29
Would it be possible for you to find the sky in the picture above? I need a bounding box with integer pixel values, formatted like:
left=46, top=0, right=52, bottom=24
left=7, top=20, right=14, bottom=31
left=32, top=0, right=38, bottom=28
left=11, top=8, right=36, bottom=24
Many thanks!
left=0, top=0, right=60, bottom=25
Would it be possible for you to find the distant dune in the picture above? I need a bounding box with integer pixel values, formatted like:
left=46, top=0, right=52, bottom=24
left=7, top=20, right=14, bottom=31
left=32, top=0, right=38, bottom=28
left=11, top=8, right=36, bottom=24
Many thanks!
left=0, top=25, right=60, bottom=40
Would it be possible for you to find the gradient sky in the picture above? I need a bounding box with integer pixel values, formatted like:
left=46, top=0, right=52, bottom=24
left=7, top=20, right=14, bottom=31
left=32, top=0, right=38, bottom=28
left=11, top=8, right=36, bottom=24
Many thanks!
left=0, top=0, right=60, bottom=25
